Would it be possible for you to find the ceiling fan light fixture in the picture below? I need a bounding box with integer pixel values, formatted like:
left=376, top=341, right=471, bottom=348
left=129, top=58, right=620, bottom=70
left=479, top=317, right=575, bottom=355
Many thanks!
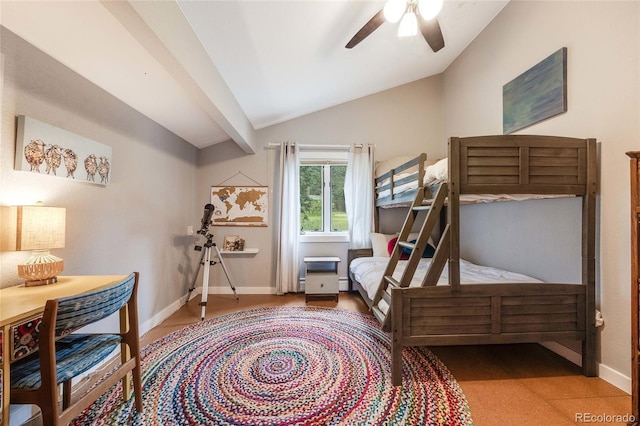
left=383, top=0, right=406, bottom=24
left=418, top=0, right=443, bottom=20
left=398, top=11, right=418, bottom=37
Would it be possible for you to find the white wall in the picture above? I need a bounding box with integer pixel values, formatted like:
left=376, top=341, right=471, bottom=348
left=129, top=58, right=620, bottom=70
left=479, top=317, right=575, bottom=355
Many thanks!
left=442, top=0, right=639, bottom=386
left=0, top=27, right=200, bottom=330
left=196, top=76, right=444, bottom=291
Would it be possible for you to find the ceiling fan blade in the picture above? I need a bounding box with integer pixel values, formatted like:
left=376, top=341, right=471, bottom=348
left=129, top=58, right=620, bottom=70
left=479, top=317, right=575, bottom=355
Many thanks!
left=345, top=10, right=385, bottom=49
left=419, top=17, right=445, bottom=52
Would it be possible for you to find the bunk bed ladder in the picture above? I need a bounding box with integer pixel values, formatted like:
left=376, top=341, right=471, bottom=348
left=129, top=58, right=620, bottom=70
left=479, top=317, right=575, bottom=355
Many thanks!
left=371, top=183, right=449, bottom=331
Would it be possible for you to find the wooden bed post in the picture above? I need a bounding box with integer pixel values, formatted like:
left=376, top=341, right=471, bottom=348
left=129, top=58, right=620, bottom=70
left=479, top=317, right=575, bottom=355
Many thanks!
left=448, top=137, right=461, bottom=291
left=582, top=138, right=597, bottom=377
left=391, top=287, right=404, bottom=386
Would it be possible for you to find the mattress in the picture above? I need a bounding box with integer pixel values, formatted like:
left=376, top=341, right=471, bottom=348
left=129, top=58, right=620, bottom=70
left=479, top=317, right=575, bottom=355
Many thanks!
left=350, top=256, right=542, bottom=302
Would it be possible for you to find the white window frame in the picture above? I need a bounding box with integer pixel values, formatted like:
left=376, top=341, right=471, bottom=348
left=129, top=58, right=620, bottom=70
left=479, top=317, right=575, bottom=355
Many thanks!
left=299, top=150, right=349, bottom=243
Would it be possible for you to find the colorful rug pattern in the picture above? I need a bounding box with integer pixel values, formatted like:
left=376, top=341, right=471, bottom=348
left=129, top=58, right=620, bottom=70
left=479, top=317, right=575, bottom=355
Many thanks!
left=73, top=307, right=472, bottom=425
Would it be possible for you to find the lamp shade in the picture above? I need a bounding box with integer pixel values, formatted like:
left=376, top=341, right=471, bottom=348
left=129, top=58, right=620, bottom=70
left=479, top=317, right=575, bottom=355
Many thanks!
left=2, top=205, right=66, bottom=286
left=1, top=206, right=66, bottom=251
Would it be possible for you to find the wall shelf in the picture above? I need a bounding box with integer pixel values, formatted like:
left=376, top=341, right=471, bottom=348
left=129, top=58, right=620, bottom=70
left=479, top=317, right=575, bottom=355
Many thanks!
left=220, top=248, right=259, bottom=255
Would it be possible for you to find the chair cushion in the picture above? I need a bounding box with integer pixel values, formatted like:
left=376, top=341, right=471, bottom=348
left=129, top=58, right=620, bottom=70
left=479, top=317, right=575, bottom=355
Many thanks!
left=11, top=334, right=121, bottom=390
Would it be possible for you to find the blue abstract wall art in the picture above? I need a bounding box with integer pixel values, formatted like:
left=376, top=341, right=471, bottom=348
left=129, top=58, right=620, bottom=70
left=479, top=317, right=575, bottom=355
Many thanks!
left=503, top=47, right=567, bottom=134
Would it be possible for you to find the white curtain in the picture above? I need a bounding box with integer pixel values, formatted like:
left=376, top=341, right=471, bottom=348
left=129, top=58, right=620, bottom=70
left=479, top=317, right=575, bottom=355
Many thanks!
left=276, top=142, right=300, bottom=294
left=344, top=144, right=375, bottom=249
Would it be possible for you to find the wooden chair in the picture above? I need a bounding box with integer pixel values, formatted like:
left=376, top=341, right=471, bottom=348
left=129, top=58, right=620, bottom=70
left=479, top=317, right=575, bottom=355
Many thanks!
left=10, top=272, right=143, bottom=425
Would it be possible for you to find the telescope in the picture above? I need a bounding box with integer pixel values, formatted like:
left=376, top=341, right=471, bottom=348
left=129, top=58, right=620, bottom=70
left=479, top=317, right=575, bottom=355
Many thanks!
left=188, top=203, right=238, bottom=320
left=198, top=203, right=214, bottom=234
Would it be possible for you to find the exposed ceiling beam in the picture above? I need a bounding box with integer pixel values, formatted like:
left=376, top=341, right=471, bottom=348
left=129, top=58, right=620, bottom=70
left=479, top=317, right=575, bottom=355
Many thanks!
left=119, top=0, right=256, bottom=153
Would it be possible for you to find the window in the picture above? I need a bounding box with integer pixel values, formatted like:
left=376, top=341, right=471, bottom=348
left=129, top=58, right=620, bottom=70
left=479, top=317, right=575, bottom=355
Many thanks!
left=299, top=163, right=347, bottom=233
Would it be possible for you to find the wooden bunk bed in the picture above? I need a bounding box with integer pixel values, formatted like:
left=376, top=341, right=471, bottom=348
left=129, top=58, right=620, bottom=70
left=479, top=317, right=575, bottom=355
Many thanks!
left=348, top=135, right=597, bottom=385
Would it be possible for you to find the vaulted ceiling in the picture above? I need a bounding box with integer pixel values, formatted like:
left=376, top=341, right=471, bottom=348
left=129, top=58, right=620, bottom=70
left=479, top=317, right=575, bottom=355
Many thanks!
left=1, top=1, right=509, bottom=152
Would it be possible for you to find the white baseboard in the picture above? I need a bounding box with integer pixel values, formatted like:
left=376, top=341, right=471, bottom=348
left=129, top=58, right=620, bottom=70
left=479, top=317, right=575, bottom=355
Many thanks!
left=143, top=287, right=277, bottom=336
left=140, top=295, right=188, bottom=336
left=196, top=286, right=277, bottom=296
left=599, top=361, right=632, bottom=394
left=541, top=341, right=631, bottom=394
left=9, top=405, right=35, bottom=426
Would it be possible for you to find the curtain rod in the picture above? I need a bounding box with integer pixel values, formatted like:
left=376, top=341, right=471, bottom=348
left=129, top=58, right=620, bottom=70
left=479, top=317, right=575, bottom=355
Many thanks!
left=266, top=143, right=368, bottom=150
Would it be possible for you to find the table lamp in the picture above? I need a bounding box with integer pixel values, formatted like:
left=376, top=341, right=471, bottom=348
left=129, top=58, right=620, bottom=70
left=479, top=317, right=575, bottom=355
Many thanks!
left=1, top=204, right=66, bottom=286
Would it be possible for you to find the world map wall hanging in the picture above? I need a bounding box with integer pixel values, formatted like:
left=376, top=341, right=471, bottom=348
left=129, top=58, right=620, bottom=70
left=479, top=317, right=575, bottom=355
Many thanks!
left=210, top=186, right=268, bottom=227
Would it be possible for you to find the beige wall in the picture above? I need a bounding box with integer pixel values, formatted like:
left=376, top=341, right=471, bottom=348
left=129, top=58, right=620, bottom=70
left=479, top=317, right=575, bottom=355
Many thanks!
left=0, top=28, right=200, bottom=330
left=443, top=1, right=639, bottom=386
left=196, top=76, right=443, bottom=290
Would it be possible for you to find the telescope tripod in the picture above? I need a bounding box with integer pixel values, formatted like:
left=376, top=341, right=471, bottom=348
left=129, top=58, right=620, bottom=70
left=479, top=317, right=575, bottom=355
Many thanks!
left=188, top=231, right=238, bottom=320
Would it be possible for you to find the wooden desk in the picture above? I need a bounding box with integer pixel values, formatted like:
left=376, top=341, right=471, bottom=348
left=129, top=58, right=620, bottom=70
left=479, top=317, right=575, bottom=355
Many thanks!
left=0, top=275, right=127, bottom=425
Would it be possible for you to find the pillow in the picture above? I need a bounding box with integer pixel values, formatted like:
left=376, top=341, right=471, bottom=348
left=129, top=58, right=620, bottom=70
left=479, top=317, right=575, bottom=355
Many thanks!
left=402, top=240, right=436, bottom=258
left=423, top=158, right=448, bottom=184
left=408, top=232, right=435, bottom=247
left=370, top=233, right=395, bottom=257
left=387, top=237, right=409, bottom=260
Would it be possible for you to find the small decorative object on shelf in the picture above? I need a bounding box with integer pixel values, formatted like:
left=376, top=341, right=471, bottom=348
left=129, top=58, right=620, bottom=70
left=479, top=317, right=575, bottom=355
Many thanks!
left=223, top=235, right=244, bottom=251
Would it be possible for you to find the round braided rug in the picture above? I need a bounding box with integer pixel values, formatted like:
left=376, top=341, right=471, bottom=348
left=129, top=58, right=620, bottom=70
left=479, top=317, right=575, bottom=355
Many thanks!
left=73, top=306, right=472, bottom=425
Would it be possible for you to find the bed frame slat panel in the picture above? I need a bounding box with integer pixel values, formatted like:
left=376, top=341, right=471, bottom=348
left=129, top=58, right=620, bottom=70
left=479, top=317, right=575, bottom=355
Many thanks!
left=459, top=136, right=589, bottom=195
left=502, top=303, right=578, bottom=315
left=502, top=294, right=580, bottom=305
left=466, top=147, right=519, bottom=157
left=403, top=331, right=585, bottom=346
left=530, top=175, right=579, bottom=185
left=530, top=166, right=579, bottom=176
left=502, top=322, right=579, bottom=333
left=501, top=313, right=578, bottom=325
left=411, top=324, right=493, bottom=335
left=530, top=147, right=580, bottom=157
left=410, top=315, right=492, bottom=327
left=468, top=166, right=520, bottom=176
left=467, top=157, right=519, bottom=166
left=410, top=297, right=490, bottom=308
left=530, top=157, right=579, bottom=167
left=410, top=305, right=491, bottom=316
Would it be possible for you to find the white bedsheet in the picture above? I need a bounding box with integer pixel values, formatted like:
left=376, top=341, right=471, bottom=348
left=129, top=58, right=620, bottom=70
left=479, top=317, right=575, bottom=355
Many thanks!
left=350, top=256, right=542, bottom=301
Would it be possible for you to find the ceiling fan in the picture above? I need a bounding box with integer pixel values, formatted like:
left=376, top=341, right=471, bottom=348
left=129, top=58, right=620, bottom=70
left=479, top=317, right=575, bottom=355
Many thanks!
left=345, top=0, right=445, bottom=52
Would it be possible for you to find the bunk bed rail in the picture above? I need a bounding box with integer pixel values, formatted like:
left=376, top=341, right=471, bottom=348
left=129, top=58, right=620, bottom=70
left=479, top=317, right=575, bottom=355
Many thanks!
left=375, top=153, right=427, bottom=206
